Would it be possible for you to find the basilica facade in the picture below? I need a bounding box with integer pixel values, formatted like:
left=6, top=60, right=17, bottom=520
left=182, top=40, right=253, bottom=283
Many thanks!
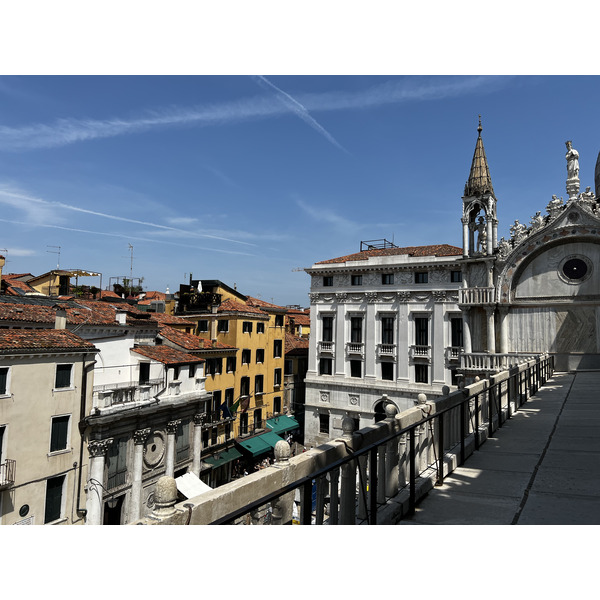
left=304, top=121, right=600, bottom=446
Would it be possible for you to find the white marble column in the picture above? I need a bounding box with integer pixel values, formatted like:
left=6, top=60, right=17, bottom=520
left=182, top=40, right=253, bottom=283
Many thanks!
left=86, top=438, right=113, bottom=525
left=165, top=420, right=181, bottom=478
left=130, top=428, right=150, bottom=522
left=462, top=217, right=469, bottom=257
left=498, top=307, right=509, bottom=354
left=485, top=307, right=496, bottom=354
left=486, top=217, right=493, bottom=255
left=461, top=307, right=472, bottom=354
left=191, top=413, right=205, bottom=477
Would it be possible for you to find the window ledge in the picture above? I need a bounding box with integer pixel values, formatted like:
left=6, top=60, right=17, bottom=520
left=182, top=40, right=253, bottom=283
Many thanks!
left=53, top=387, right=75, bottom=393
left=48, top=448, right=72, bottom=457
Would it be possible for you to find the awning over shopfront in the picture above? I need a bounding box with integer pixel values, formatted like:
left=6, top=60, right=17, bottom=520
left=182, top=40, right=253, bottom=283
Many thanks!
left=266, top=415, right=299, bottom=436
left=259, top=431, right=285, bottom=449
left=175, top=472, right=213, bottom=499
left=204, top=446, right=243, bottom=468
left=236, top=435, right=272, bottom=457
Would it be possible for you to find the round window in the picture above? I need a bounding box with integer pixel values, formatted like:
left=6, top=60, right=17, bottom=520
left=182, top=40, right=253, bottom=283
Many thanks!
left=559, top=255, right=592, bottom=284
left=562, top=258, right=587, bottom=280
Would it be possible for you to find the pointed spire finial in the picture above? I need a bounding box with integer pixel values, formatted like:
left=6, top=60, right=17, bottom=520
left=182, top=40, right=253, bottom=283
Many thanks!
left=464, top=116, right=494, bottom=197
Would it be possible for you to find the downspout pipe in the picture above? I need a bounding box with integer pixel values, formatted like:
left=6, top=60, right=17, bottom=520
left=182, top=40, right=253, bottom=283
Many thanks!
left=77, top=354, right=96, bottom=519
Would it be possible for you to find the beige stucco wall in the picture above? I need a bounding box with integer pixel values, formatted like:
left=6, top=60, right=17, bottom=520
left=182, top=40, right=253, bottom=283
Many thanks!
left=0, top=353, right=93, bottom=525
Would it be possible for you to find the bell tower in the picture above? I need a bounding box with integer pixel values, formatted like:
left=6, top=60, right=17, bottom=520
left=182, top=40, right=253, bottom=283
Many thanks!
left=461, top=117, right=498, bottom=257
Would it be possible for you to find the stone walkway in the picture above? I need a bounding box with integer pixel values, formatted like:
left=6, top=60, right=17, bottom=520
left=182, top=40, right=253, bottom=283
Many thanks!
left=400, top=371, right=600, bottom=525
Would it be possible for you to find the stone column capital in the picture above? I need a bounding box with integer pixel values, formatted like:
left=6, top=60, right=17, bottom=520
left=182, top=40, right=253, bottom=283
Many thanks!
left=88, top=438, right=113, bottom=458
left=166, top=419, right=182, bottom=434
left=133, top=428, right=151, bottom=445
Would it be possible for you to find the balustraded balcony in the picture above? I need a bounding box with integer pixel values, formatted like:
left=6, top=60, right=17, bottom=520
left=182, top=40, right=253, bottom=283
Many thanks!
left=377, top=343, right=397, bottom=360
left=93, top=378, right=164, bottom=409
left=318, top=341, right=335, bottom=354
left=346, top=342, right=364, bottom=358
left=0, top=459, right=16, bottom=489
left=459, top=287, right=495, bottom=305
left=461, top=352, right=540, bottom=372
left=445, top=346, right=462, bottom=362
left=410, top=345, right=431, bottom=361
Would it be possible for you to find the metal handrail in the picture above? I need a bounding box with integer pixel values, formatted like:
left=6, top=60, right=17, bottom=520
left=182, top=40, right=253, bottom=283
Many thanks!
left=211, top=355, right=554, bottom=525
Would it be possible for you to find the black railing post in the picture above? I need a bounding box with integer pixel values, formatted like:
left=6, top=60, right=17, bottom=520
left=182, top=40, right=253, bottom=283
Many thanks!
left=409, top=428, right=416, bottom=515
left=369, top=447, right=378, bottom=525
left=460, top=400, right=466, bottom=465
left=437, top=416, right=444, bottom=485
left=474, top=393, right=480, bottom=451
left=301, top=480, right=313, bottom=525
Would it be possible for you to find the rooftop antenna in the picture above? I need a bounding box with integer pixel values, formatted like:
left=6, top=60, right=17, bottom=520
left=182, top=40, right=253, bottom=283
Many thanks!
left=121, top=244, right=135, bottom=282
left=47, top=245, right=61, bottom=269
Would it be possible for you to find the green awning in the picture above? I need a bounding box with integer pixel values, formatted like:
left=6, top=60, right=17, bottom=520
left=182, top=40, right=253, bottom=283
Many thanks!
left=259, top=431, right=284, bottom=449
left=266, top=415, right=299, bottom=436
left=203, top=446, right=242, bottom=468
left=236, top=435, right=272, bottom=457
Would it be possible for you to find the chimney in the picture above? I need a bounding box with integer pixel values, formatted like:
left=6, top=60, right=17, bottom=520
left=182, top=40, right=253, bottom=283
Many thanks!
left=210, top=304, right=218, bottom=343
left=116, top=310, right=127, bottom=325
left=55, top=307, right=67, bottom=329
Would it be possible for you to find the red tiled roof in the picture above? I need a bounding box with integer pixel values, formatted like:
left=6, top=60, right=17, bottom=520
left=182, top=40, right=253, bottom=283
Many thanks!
left=218, top=298, right=268, bottom=316
left=288, top=312, right=310, bottom=326
left=131, top=345, right=204, bottom=365
left=148, top=312, right=191, bottom=326
left=159, top=325, right=234, bottom=351
left=0, top=329, right=97, bottom=353
left=246, top=296, right=286, bottom=311
left=285, top=332, right=309, bottom=353
left=316, top=244, right=463, bottom=264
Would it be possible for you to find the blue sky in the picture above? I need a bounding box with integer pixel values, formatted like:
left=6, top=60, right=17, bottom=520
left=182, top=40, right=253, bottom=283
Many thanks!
left=0, top=75, right=599, bottom=306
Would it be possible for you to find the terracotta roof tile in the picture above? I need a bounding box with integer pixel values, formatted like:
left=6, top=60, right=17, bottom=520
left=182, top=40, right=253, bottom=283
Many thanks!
left=285, top=332, right=309, bottom=353
left=131, top=345, right=204, bottom=365
left=0, top=329, right=97, bottom=353
left=316, top=244, right=463, bottom=264
left=218, top=298, right=268, bottom=316
left=159, top=325, right=235, bottom=351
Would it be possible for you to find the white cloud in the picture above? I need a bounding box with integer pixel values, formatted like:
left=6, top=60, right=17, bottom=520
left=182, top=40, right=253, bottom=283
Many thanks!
left=0, top=76, right=510, bottom=152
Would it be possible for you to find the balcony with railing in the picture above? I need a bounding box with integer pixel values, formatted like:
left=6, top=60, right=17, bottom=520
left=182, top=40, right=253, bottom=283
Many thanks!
left=445, top=346, right=462, bottom=362
left=346, top=342, right=364, bottom=357
left=409, top=345, right=431, bottom=361
left=318, top=341, right=335, bottom=354
left=93, top=378, right=164, bottom=409
left=459, top=287, right=495, bottom=305
left=133, top=354, right=554, bottom=525
left=377, top=343, right=397, bottom=360
left=461, top=352, right=540, bottom=372
left=0, top=459, right=16, bottom=489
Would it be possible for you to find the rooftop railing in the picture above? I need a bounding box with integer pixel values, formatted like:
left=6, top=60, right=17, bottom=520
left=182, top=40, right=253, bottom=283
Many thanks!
left=133, top=354, right=553, bottom=525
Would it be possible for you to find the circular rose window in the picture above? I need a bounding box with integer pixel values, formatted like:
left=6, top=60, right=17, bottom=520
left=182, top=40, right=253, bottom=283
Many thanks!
left=559, top=255, right=592, bottom=284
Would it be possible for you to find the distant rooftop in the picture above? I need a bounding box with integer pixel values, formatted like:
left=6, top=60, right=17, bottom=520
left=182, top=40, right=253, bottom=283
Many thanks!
left=315, top=244, right=463, bottom=265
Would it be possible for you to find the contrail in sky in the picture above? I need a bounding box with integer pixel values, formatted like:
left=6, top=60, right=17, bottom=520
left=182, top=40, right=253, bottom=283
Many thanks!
left=0, top=188, right=256, bottom=247
left=0, top=76, right=509, bottom=151
left=0, top=218, right=256, bottom=257
left=253, top=75, right=350, bottom=154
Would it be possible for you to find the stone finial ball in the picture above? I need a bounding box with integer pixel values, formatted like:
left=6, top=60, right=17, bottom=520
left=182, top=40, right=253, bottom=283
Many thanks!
left=384, top=403, right=398, bottom=418
left=274, top=440, right=291, bottom=462
left=342, top=416, right=355, bottom=435
left=417, top=393, right=427, bottom=404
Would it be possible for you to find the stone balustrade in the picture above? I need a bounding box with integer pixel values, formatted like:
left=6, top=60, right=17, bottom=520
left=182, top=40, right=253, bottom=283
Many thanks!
left=132, top=355, right=552, bottom=526
left=459, top=287, right=495, bottom=305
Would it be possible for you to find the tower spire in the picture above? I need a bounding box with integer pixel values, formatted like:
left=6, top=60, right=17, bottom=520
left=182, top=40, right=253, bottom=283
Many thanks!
left=464, top=115, right=494, bottom=197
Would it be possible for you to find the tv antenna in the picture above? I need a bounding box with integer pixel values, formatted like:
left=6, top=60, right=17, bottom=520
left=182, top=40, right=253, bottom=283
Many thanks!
left=47, top=245, right=61, bottom=269
left=122, top=244, right=134, bottom=281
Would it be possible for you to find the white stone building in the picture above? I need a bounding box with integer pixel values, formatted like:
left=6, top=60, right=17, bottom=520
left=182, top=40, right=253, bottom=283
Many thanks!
left=304, top=121, right=600, bottom=447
